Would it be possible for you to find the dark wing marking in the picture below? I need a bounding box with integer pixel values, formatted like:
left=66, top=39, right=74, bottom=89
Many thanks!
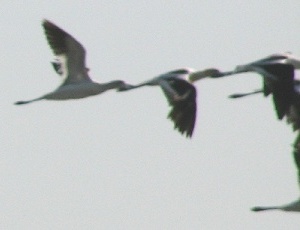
left=259, top=63, right=294, bottom=120
left=51, top=60, right=63, bottom=76
left=160, top=78, right=196, bottom=138
left=43, top=20, right=71, bottom=55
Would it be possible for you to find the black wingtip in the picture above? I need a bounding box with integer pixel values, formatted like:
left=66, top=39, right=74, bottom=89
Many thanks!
left=42, top=19, right=52, bottom=28
left=42, top=18, right=53, bottom=26
left=167, top=108, right=195, bottom=139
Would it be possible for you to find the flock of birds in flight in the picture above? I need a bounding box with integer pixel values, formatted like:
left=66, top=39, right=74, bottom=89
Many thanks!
left=15, top=19, right=300, bottom=213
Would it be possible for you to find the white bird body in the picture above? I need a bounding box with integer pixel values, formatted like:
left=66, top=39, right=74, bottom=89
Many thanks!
left=15, top=19, right=127, bottom=105
left=45, top=81, right=121, bottom=100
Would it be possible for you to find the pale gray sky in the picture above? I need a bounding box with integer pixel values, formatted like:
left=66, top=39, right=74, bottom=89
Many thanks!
left=1, top=1, right=300, bottom=229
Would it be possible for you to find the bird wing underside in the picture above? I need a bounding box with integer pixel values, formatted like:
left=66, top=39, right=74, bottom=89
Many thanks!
left=259, top=64, right=295, bottom=120
left=159, top=78, right=197, bottom=138
left=43, top=20, right=91, bottom=84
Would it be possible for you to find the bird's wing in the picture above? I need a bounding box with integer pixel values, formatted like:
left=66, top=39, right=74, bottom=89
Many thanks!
left=159, top=78, right=197, bottom=138
left=233, top=63, right=294, bottom=120
left=159, top=79, right=183, bottom=104
left=249, top=53, right=290, bottom=66
left=286, top=81, right=300, bottom=131
left=286, top=104, right=300, bottom=131
left=259, top=63, right=295, bottom=120
left=43, top=19, right=91, bottom=84
left=293, top=133, right=300, bottom=190
left=234, top=64, right=278, bottom=96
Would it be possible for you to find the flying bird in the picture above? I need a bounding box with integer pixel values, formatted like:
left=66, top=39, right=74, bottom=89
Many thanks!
left=15, top=19, right=128, bottom=105
left=118, top=68, right=233, bottom=137
left=228, top=61, right=295, bottom=120
left=228, top=52, right=300, bottom=102
left=225, top=55, right=300, bottom=212
left=227, top=53, right=300, bottom=128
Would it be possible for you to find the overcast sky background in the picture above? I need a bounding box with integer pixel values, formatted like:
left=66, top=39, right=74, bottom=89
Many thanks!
left=1, top=1, right=300, bottom=229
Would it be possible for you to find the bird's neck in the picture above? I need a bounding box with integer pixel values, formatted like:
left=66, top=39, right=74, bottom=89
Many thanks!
left=188, top=71, right=207, bottom=82
left=100, top=81, right=124, bottom=90
left=189, top=69, right=221, bottom=82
